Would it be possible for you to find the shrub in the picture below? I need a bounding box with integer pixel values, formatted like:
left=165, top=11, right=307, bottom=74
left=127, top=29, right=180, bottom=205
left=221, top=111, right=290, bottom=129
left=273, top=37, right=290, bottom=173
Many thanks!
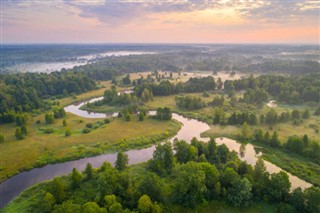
left=65, top=129, right=72, bottom=137
left=86, top=123, right=93, bottom=128
left=82, top=128, right=91, bottom=134
left=104, top=118, right=110, bottom=124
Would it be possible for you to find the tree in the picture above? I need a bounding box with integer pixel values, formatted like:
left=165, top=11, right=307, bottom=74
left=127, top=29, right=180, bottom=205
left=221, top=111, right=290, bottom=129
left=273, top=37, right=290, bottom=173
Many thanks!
left=221, top=167, right=239, bottom=188
left=52, top=201, right=81, bottom=213
left=139, top=113, right=145, bottom=121
left=84, top=163, right=94, bottom=180
left=41, top=192, right=55, bottom=213
left=71, top=168, right=82, bottom=189
left=304, top=186, right=320, bottom=213
left=241, top=122, right=249, bottom=140
left=227, top=178, right=252, bottom=207
left=15, top=127, right=24, bottom=140
left=253, top=158, right=267, bottom=181
left=207, top=138, right=217, bottom=160
left=267, top=171, right=291, bottom=202
left=125, top=112, right=131, bottom=121
left=217, top=144, right=229, bottom=164
left=174, top=140, right=191, bottom=163
left=270, top=131, right=280, bottom=147
left=137, top=194, right=161, bottom=213
left=289, top=187, right=306, bottom=212
left=172, top=162, right=206, bottom=208
left=115, top=151, right=129, bottom=171
left=82, top=202, right=106, bottom=213
left=50, top=177, right=66, bottom=204
left=149, top=142, right=174, bottom=175
left=122, top=74, right=131, bottom=85
left=138, top=173, right=164, bottom=202
left=138, top=194, right=153, bottom=213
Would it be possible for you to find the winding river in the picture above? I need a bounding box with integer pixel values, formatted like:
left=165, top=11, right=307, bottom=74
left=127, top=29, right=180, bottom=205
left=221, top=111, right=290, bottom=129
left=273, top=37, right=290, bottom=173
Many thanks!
left=0, top=98, right=312, bottom=209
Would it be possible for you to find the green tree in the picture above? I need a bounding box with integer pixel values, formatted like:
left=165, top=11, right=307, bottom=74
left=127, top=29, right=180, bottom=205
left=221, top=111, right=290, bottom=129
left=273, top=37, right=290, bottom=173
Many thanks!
left=71, top=168, right=82, bottom=189
left=15, top=127, right=24, bottom=140
left=289, top=187, right=306, bottom=212
left=217, top=144, right=229, bottom=164
left=125, top=112, right=131, bottom=121
left=41, top=192, right=55, bottom=213
left=138, top=173, right=164, bottom=203
left=253, top=158, right=267, bottom=181
left=82, top=202, right=106, bottom=213
left=84, top=163, right=94, bottom=180
left=52, top=201, right=81, bottom=213
left=115, top=151, right=129, bottom=171
left=172, top=162, right=206, bottom=208
left=267, top=171, right=291, bottom=202
left=138, top=194, right=153, bottom=213
left=304, top=186, right=320, bottom=213
left=50, top=177, right=66, bottom=204
left=150, top=142, right=174, bottom=175
left=104, top=194, right=117, bottom=209
left=241, top=122, right=249, bottom=140
left=270, top=131, right=280, bottom=147
left=227, top=178, right=252, bottom=207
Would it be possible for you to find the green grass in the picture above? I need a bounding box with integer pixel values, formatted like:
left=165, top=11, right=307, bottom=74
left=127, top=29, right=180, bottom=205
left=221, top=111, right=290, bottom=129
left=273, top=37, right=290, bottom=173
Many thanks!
left=0, top=112, right=181, bottom=183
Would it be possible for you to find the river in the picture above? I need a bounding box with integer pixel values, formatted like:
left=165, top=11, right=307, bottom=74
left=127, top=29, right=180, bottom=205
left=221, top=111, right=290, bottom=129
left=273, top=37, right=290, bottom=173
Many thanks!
left=0, top=97, right=312, bottom=209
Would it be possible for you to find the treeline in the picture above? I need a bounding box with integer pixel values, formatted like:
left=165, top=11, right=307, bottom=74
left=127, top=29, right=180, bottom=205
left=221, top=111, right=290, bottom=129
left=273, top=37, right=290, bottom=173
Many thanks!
left=20, top=138, right=320, bottom=213
left=211, top=108, right=311, bottom=126
left=70, top=54, right=181, bottom=81
left=251, top=130, right=320, bottom=164
left=135, top=76, right=216, bottom=97
left=245, top=60, right=320, bottom=74
left=225, top=73, right=320, bottom=104
left=175, top=96, right=206, bottom=110
left=0, top=71, right=96, bottom=123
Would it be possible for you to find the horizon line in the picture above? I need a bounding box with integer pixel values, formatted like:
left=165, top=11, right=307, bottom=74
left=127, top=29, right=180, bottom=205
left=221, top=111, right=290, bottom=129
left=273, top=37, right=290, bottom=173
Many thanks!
left=2, top=42, right=320, bottom=46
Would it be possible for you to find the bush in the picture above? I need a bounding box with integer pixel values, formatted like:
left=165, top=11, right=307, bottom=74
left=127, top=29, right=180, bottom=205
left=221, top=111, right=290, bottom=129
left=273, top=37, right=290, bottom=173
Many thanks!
left=65, top=129, right=72, bottom=137
left=104, top=118, right=110, bottom=124
left=86, top=123, right=93, bottom=128
left=0, top=134, right=4, bottom=143
left=36, top=120, right=41, bottom=124
left=82, top=128, right=91, bottom=134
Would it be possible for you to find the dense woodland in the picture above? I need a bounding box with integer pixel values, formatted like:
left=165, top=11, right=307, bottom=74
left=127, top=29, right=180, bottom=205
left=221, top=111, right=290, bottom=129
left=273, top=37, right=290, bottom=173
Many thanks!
left=16, top=139, right=320, bottom=213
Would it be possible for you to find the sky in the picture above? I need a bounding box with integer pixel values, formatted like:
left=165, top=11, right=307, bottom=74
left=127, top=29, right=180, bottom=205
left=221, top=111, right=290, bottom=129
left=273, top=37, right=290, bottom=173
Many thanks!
left=1, top=0, right=320, bottom=44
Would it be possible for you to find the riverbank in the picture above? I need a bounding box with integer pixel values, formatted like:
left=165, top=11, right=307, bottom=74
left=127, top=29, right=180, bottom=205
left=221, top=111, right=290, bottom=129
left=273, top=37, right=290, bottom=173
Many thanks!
left=0, top=112, right=181, bottom=183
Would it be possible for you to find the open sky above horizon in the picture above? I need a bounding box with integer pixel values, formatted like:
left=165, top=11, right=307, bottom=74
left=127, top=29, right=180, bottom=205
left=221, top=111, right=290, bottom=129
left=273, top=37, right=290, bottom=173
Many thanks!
left=2, top=0, right=320, bottom=44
